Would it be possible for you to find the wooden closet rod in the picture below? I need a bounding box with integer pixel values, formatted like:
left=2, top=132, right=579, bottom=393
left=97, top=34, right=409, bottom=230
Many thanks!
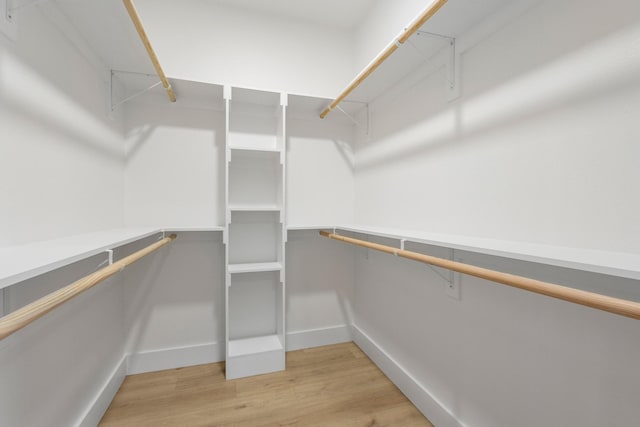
left=123, top=0, right=176, bottom=103
left=319, top=231, right=640, bottom=321
left=320, top=0, right=448, bottom=119
left=0, top=234, right=177, bottom=341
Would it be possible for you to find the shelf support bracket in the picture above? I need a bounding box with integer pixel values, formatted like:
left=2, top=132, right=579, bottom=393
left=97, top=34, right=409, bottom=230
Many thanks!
left=426, top=262, right=453, bottom=284
left=414, top=30, right=452, bottom=40
left=110, top=69, right=163, bottom=111
left=398, top=238, right=454, bottom=285
left=422, top=247, right=455, bottom=286
left=335, top=105, right=361, bottom=127
left=426, top=248, right=460, bottom=300
left=413, top=31, right=460, bottom=101
left=334, top=103, right=370, bottom=135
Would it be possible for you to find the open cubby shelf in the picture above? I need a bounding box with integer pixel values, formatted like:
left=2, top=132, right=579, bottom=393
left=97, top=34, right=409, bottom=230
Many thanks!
left=228, top=150, right=282, bottom=207
left=228, top=271, right=280, bottom=341
left=228, top=211, right=282, bottom=265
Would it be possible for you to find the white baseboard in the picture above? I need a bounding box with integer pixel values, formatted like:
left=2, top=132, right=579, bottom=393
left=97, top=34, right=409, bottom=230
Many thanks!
left=76, top=356, right=126, bottom=427
left=125, top=325, right=352, bottom=375
left=286, top=325, right=352, bottom=351
left=127, top=341, right=225, bottom=375
left=352, top=324, right=462, bottom=427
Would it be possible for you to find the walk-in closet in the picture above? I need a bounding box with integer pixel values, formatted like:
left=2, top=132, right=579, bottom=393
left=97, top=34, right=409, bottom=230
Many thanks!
left=1, top=0, right=639, bottom=426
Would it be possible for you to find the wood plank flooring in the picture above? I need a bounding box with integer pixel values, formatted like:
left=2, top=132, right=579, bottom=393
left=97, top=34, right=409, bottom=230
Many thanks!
left=100, top=342, right=433, bottom=426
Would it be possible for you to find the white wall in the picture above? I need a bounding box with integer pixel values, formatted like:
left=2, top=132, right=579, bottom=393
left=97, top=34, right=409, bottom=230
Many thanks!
left=0, top=256, right=126, bottom=427
left=351, top=0, right=640, bottom=425
left=286, top=230, right=355, bottom=349
left=352, top=242, right=640, bottom=427
left=123, top=232, right=225, bottom=373
left=287, top=104, right=356, bottom=226
left=133, top=0, right=355, bottom=98
left=0, top=7, right=124, bottom=247
left=355, top=0, right=640, bottom=253
left=0, top=7, right=127, bottom=426
left=123, top=94, right=225, bottom=228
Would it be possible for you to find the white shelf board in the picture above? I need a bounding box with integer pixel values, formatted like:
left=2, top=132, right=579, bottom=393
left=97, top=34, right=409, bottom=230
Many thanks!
left=0, top=227, right=158, bottom=289
left=287, top=225, right=336, bottom=231
left=0, top=227, right=224, bottom=289
left=161, top=226, right=225, bottom=232
left=299, top=224, right=640, bottom=281
left=228, top=262, right=282, bottom=274
left=229, top=145, right=281, bottom=153
left=228, top=334, right=283, bottom=358
left=231, top=86, right=281, bottom=106
left=229, top=204, right=281, bottom=212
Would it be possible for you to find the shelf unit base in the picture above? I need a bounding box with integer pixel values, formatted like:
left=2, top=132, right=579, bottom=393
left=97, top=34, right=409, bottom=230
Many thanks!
left=226, top=335, right=285, bottom=379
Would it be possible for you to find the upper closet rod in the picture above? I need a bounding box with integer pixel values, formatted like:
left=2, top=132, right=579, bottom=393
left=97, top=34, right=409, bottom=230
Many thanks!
left=319, top=231, right=640, bottom=321
left=0, top=234, right=177, bottom=341
left=123, top=0, right=176, bottom=103
left=320, top=0, right=448, bottom=119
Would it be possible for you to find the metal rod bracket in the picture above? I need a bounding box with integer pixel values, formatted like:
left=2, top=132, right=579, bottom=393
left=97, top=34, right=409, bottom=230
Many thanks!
left=0, top=288, right=5, bottom=317
left=446, top=252, right=462, bottom=300
left=105, top=249, right=114, bottom=265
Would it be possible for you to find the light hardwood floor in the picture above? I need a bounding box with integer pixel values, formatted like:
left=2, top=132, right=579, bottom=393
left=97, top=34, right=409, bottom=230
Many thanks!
left=100, top=342, right=433, bottom=426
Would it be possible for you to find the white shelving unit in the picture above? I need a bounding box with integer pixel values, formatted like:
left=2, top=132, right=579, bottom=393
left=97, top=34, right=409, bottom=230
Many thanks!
left=224, top=86, right=287, bottom=379
left=287, top=224, right=640, bottom=281
left=0, top=227, right=226, bottom=290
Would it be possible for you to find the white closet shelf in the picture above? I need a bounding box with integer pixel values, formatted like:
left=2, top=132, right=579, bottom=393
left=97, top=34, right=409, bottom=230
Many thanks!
left=228, top=334, right=283, bottom=358
left=288, top=224, right=640, bottom=281
left=228, top=204, right=281, bottom=212
left=287, top=225, right=337, bottom=231
left=161, top=226, right=225, bottom=232
left=0, top=226, right=224, bottom=290
left=228, top=145, right=281, bottom=153
left=228, top=262, right=283, bottom=274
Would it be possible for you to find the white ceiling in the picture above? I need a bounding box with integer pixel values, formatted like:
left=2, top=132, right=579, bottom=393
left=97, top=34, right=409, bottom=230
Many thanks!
left=52, top=0, right=154, bottom=74
left=208, top=0, right=373, bottom=30
left=41, top=0, right=519, bottom=102
left=48, top=0, right=376, bottom=83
